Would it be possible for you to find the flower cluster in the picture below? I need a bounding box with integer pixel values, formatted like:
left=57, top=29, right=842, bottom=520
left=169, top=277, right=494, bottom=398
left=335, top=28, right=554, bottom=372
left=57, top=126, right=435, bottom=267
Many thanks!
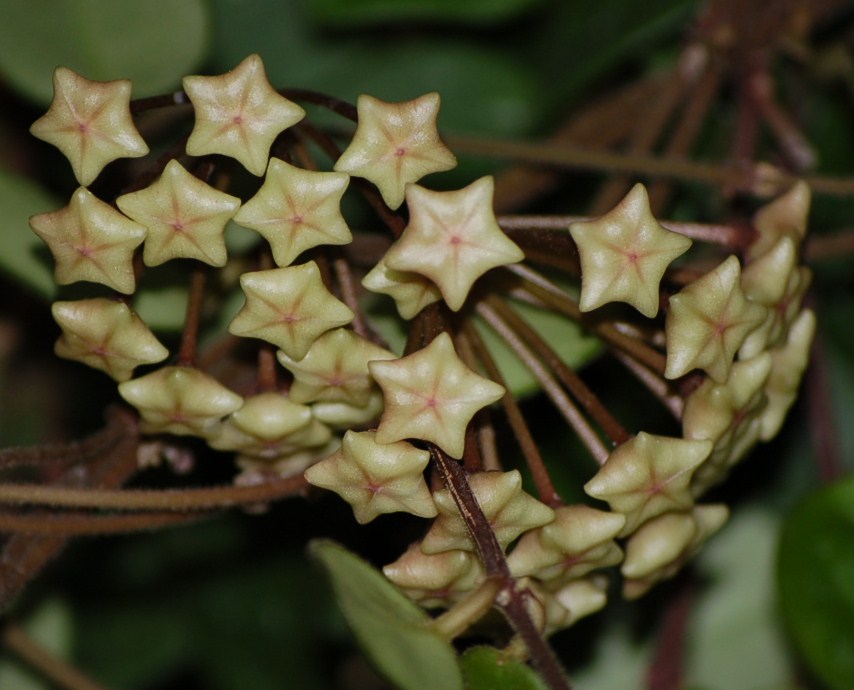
left=30, top=54, right=814, bottom=640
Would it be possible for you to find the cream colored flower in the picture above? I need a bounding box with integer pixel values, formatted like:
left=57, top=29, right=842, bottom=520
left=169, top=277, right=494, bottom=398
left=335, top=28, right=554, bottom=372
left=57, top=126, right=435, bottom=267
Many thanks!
left=384, top=178, right=524, bottom=311
left=369, top=332, right=505, bottom=459
left=118, top=366, right=243, bottom=437
left=30, top=67, right=149, bottom=186
left=234, top=158, right=351, bottom=266
left=183, top=54, right=305, bottom=175
left=116, top=159, right=241, bottom=267
left=305, top=430, right=437, bottom=524
left=52, top=298, right=168, bottom=381
left=569, top=184, right=691, bottom=317
left=30, top=187, right=146, bottom=294
left=584, top=432, right=711, bottom=536
left=333, top=92, right=457, bottom=209
left=665, top=256, right=766, bottom=383
left=227, top=262, right=354, bottom=360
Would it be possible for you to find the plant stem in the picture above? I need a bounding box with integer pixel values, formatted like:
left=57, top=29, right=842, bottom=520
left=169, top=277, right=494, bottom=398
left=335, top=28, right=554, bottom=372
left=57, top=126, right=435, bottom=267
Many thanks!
left=2, top=621, right=115, bottom=690
left=499, top=215, right=746, bottom=248
left=257, top=344, right=278, bottom=393
left=449, top=135, right=854, bottom=197
left=430, top=448, right=571, bottom=689
left=330, top=249, right=371, bottom=339
left=475, top=301, right=609, bottom=465
left=0, top=511, right=211, bottom=536
left=281, top=88, right=358, bottom=121
left=505, top=264, right=668, bottom=374
left=484, top=295, right=630, bottom=446
left=0, top=408, right=140, bottom=611
left=0, top=476, right=307, bottom=512
left=176, top=266, right=207, bottom=367
left=462, top=320, right=559, bottom=504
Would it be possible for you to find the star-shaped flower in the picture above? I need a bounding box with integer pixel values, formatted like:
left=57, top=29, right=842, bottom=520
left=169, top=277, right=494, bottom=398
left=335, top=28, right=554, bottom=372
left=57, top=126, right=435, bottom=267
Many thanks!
left=368, top=332, right=505, bottom=458
left=227, top=261, right=354, bottom=360
left=747, top=181, right=810, bottom=261
left=30, top=187, right=146, bottom=294
left=383, top=178, right=525, bottom=311
left=361, top=257, right=442, bottom=320
left=51, top=298, right=168, bottom=381
left=30, top=67, right=149, bottom=186
left=683, top=353, right=772, bottom=495
left=116, top=159, right=241, bottom=267
left=740, top=237, right=812, bottom=358
left=383, top=544, right=484, bottom=608
left=304, top=430, right=437, bottom=524
left=569, top=184, right=692, bottom=317
left=583, top=432, right=712, bottom=536
left=118, top=366, right=243, bottom=437
left=233, top=158, right=351, bottom=267
left=420, top=470, right=555, bottom=553
left=506, top=505, right=625, bottom=587
left=183, top=54, right=305, bottom=176
left=333, top=92, right=457, bottom=209
left=760, top=309, right=815, bottom=441
left=621, top=504, right=729, bottom=599
left=665, top=255, right=767, bottom=383
left=277, top=328, right=395, bottom=406
left=206, top=392, right=315, bottom=459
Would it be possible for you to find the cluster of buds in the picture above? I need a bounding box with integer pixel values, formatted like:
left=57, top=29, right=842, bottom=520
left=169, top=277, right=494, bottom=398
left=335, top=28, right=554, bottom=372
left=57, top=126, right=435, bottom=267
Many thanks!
left=29, top=53, right=814, bottom=640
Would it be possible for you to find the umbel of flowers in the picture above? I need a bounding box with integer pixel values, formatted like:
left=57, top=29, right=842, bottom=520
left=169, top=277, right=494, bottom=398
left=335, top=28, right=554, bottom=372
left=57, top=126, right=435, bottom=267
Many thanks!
left=30, top=54, right=814, bottom=641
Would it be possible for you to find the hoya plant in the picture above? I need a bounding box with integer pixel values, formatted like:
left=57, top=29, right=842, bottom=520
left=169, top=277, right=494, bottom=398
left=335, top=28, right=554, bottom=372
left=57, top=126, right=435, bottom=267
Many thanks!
left=0, top=1, right=852, bottom=689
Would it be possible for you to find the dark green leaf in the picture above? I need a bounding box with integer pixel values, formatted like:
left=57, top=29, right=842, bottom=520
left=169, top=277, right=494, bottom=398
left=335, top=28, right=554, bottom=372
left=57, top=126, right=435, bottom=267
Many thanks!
left=0, top=169, right=58, bottom=299
left=208, top=0, right=543, bottom=137
left=0, top=0, right=210, bottom=104
left=309, top=539, right=463, bottom=690
left=307, top=0, right=545, bottom=27
left=778, top=475, right=854, bottom=690
left=460, top=646, right=550, bottom=690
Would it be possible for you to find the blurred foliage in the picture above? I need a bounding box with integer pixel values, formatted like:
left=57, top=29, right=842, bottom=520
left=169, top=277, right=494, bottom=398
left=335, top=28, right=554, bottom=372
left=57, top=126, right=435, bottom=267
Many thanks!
left=0, top=0, right=853, bottom=689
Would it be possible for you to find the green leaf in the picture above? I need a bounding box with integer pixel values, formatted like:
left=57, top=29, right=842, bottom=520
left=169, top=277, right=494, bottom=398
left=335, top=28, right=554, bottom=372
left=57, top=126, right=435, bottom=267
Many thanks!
left=309, top=539, right=463, bottom=690
left=778, top=475, right=854, bottom=690
left=460, top=646, right=550, bottom=690
left=0, top=169, right=58, bottom=299
left=0, top=599, right=73, bottom=690
left=685, top=508, right=791, bottom=689
left=208, top=0, right=543, bottom=138
left=307, top=0, right=545, bottom=27
left=0, top=0, right=210, bottom=104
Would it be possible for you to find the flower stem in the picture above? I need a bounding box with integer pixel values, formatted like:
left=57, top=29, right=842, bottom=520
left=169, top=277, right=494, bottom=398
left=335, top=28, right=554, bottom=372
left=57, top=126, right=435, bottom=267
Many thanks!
left=3, top=621, right=115, bottom=690
left=431, top=577, right=503, bottom=640
left=0, top=476, right=307, bottom=512
left=484, top=295, right=630, bottom=446
left=176, top=266, right=207, bottom=367
left=0, top=510, right=210, bottom=536
left=475, top=300, right=609, bottom=465
left=461, top=320, right=560, bottom=505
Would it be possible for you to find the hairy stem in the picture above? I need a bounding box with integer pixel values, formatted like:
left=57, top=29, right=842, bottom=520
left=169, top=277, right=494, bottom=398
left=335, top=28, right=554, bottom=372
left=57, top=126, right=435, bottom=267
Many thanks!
left=476, top=300, right=609, bottom=464
left=176, top=266, right=207, bottom=367
left=461, top=321, right=558, bottom=504
left=484, top=295, right=630, bottom=446
left=0, top=510, right=212, bottom=536
left=0, top=475, right=308, bottom=512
